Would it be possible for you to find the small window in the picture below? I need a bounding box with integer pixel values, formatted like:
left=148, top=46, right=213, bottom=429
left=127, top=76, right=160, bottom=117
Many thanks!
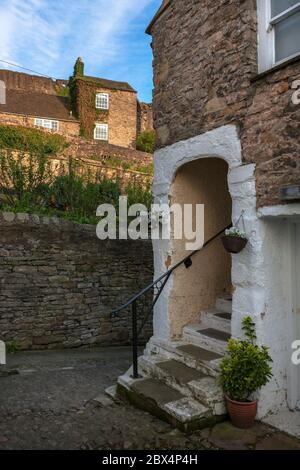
left=95, top=93, right=109, bottom=110
left=94, top=123, right=108, bottom=141
left=35, top=118, right=59, bottom=131
left=257, top=0, right=300, bottom=72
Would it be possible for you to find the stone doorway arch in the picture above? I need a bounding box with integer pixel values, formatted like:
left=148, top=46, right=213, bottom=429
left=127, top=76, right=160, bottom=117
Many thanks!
left=152, top=124, right=257, bottom=343
left=168, top=157, right=232, bottom=339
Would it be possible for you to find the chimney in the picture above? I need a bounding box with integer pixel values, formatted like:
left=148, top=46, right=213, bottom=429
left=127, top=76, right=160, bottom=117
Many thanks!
left=73, top=57, right=84, bottom=77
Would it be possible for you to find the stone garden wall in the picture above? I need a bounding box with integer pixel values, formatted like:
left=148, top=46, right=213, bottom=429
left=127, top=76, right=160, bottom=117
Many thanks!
left=0, top=212, right=153, bottom=350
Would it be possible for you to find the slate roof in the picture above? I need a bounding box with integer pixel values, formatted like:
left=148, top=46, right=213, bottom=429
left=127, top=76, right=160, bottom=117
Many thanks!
left=78, top=76, right=136, bottom=93
left=0, top=89, right=78, bottom=121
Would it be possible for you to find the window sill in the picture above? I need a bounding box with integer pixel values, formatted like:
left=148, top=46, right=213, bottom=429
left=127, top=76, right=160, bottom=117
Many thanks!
left=252, top=53, right=300, bottom=83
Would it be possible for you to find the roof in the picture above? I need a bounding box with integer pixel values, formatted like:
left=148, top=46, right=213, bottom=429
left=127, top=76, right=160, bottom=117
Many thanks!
left=0, top=69, right=136, bottom=94
left=0, top=69, right=57, bottom=94
left=0, top=89, right=78, bottom=122
left=146, top=0, right=171, bottom=35
left=77, top=75, right=136, bottom=93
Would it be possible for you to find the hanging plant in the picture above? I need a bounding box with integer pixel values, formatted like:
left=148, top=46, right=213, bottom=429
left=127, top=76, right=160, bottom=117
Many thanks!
left=222, top=211, right=248, bottom=254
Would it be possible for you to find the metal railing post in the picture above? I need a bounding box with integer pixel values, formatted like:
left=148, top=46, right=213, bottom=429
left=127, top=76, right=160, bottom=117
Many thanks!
left=112, top=224, right=232, bottom=381
left=131, top=301, right=139, bottom=379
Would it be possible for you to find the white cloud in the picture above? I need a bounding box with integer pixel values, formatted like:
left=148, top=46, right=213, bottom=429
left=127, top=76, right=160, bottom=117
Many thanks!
left=0, top=0, right=155, bottom=78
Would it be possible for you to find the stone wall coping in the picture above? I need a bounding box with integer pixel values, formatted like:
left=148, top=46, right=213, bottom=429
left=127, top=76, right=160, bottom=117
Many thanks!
left=0, top=211, right=152, bottom=244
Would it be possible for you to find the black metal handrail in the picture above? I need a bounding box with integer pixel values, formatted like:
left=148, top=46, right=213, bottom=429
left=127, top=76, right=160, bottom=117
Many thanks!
left=112, top=224, right=232, bottom=378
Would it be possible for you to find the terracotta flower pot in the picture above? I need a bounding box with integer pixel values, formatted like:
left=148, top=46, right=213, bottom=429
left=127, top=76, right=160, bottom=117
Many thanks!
left=225, top=396, right=258, bottom=429
left=221, top=235, right=248, bottom=254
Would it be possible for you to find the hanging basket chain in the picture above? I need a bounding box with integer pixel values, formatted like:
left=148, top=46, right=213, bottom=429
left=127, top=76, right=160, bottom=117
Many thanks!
left=235, top=210, right=246, bottom=234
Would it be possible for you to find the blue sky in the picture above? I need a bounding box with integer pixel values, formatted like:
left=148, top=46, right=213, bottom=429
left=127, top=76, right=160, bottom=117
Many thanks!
left=0, top=0, right=161, bottom=102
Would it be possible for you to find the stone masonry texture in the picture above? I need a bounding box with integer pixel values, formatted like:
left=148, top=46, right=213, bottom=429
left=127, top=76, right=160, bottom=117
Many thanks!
left=0, top=112, right=80, bottom=138
left=63, top=136, right=153, bottom=163
left=0, top=213, right=153, bottom=350
left=74, top=79, right=138, bottom=148
left=150, top=0, right=300, bottom=207
left=137, top=102, right=154, bottom=134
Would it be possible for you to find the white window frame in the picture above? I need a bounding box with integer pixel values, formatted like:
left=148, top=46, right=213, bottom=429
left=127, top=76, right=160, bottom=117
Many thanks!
left=95, top=93, right=109, bottom=110
left=257, top=0, right=300, bottom=73
left=34, top=118, right=59, bottom=131
left=94, top=123, right=109, bottom=141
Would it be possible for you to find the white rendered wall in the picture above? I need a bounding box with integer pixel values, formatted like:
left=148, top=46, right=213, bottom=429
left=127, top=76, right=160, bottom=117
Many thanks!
left=151, top=124, right=294, bottom=418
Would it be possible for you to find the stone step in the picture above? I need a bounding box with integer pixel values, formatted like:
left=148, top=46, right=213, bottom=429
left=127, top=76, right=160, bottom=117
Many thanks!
left=139, top=354, right=206, bottom=390
left=117, top=370, right=222, bottom=432
left=139, top=356, right=226, bottom=416
left=200, top=308, right=232, bottom=333
left=215, top=295, right=232, bottom=314
left=183, top=325, right=230, bottom=355
left=146, top=338, right=223, bottom=378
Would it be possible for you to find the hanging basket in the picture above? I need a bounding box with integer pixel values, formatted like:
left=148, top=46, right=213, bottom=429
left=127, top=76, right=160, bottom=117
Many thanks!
left=221, top=235, right=248, bottom=254
left=222, top=210, right=248, bottom=254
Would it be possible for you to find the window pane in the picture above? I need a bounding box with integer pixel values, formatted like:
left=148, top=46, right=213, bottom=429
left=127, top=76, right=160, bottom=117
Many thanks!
left=94, top=124, right=108, bottom=140
left=96, top=93, right=109, bottom=109
left=275, top=11, right=300, bottom=62
left=272, top=0, right=299, bottom=17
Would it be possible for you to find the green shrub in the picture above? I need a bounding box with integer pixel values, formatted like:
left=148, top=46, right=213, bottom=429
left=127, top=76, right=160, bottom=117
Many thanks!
left=0, top=148, right=152, bottom=225
left=125, top=181, right=153, bottom=211
left=48, top=172, right=121, bottom=223
left=0, top=149, right=53, bottom=207
left=0, top=125, right=68, bottom=155
left=219, top=317, right=273, bottom=402
left=136, top=130, right=156, bottom=154
left=6, top=340, right=21, bottom=354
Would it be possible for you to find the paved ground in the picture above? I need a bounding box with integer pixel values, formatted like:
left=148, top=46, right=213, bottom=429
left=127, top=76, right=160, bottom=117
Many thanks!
left=0, top=348, right=300, bottom=450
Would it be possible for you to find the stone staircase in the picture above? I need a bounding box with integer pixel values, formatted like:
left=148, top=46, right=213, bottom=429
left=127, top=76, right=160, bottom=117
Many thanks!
left=115, top=295, right=232, bottom=431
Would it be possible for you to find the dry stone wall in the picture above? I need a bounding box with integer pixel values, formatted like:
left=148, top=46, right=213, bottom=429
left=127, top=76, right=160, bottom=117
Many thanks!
left=0, top=212, right=153, bottom=350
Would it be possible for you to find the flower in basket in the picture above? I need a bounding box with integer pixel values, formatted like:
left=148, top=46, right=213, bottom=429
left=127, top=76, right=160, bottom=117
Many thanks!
left=225, top=226, right=247, bottom=239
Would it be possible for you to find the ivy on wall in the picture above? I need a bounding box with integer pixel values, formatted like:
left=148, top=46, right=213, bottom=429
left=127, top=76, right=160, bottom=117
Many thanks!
left=72, top=79, right=111, bottom=139
left=73, top=57, right=84, bottom=77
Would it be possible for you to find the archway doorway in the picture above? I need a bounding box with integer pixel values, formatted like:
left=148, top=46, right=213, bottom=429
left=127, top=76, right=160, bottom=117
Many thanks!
left=169, top=157, right=232, bottom=339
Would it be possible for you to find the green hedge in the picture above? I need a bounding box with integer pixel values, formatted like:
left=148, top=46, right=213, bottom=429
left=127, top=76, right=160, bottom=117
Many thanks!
left=0, top=125, right=68, bottom=155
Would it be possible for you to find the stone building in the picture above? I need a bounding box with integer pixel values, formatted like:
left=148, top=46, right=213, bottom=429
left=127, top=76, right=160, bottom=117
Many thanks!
left=0, top=59, right=153, bottom=149
left=117, top=0, right=300, bottom=435
left=137, top=101, right=153, bottom=134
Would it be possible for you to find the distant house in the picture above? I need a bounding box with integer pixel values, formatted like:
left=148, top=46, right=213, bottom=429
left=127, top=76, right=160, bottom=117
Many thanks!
left=0, top=58, right=152, bottom=150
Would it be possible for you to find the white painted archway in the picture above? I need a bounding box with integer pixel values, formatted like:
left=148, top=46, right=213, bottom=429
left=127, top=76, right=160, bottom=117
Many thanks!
left=151, top=124, right=287, bottom=418
left=152, top=125, right=256, bottom=339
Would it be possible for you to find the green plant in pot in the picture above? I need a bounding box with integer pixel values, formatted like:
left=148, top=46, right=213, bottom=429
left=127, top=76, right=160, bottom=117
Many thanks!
left=222, top=226, right=248, bottom=254
left=219, top=316, right=273, bottom=429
